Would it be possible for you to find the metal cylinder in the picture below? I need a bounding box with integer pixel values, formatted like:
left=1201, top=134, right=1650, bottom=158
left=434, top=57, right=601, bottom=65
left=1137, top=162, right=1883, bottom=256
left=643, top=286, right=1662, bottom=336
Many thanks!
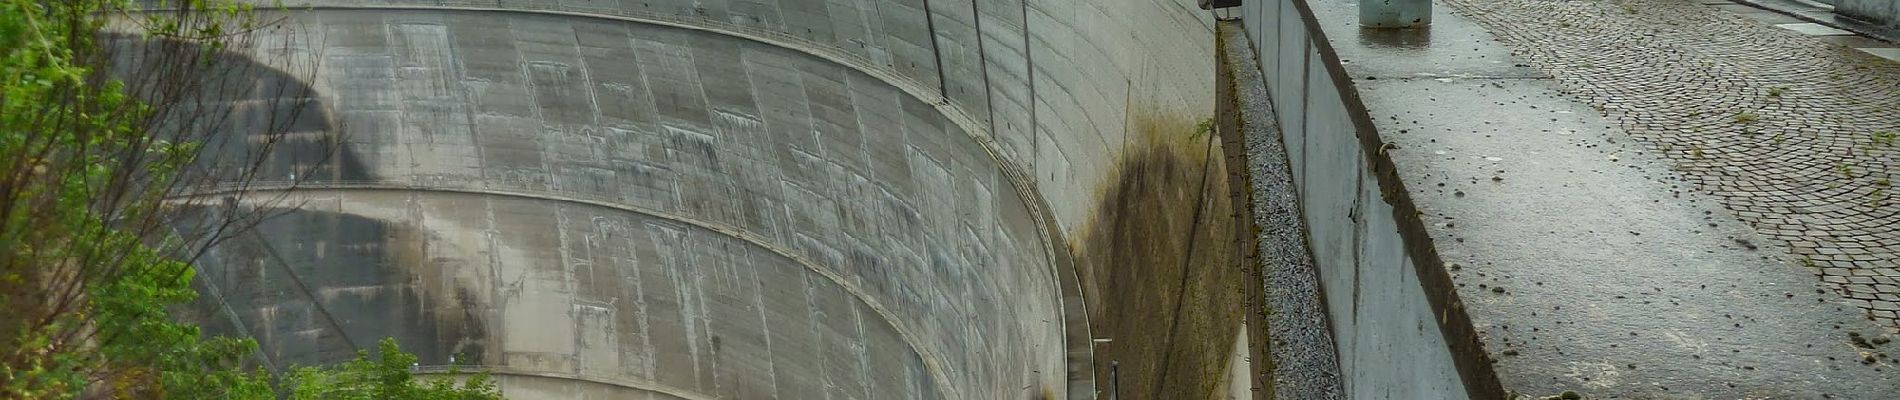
left=1360, top=0, right=1432, bottom=28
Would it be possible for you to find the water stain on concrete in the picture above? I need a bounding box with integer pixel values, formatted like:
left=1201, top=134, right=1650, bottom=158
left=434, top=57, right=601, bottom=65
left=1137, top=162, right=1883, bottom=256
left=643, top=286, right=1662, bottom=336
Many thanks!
left=1070, top=113, right=1247, bottom=399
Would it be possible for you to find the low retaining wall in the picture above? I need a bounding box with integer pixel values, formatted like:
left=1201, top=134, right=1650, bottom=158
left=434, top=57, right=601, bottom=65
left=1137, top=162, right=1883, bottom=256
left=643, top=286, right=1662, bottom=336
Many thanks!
left=1839, top=0, right=1900, bottom=28
left=1226, top=1, right=1503, bottom=398
left=1215, top=21, right=1340, bottom=400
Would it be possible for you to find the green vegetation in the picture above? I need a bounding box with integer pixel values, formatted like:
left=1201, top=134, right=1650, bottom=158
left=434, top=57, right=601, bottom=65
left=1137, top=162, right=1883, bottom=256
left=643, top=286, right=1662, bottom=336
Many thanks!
left=1, top=1, right=501, bottom=398
left=284, top=339, right=498, bottom=400
left=1767, top=86, right=1789, bottom=97
left=1733, top=112, right=1759, bottom=123
left=1873, top=131, right=1896, bottom=147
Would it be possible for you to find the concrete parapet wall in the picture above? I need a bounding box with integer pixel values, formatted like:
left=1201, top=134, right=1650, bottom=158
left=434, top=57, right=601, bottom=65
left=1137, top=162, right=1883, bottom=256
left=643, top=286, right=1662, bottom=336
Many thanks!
left=1838, top=0, right=1900, bottom=28
left=1214, top=21, right=1341, bottom=400
left=1230, top=1, right=1496, bottom=398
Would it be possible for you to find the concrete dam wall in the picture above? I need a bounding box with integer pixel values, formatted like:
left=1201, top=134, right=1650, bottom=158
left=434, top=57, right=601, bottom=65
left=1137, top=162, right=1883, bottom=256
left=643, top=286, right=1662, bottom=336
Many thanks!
left=179, top=1, right=1228, bottom=399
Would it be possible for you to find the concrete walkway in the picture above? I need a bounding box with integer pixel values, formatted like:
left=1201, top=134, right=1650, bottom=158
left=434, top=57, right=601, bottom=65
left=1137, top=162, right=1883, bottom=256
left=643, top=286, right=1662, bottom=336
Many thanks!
left=1444, top=0, right=1900, bottom=333
left=1303, top=0, right=1900, bottom=396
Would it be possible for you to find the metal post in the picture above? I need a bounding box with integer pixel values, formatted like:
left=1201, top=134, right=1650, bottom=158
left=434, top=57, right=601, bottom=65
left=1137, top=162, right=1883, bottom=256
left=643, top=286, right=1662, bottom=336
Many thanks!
left=1107, top=361, right=1119, bottom=400
left=1360, top=0, right=1432, bottom=28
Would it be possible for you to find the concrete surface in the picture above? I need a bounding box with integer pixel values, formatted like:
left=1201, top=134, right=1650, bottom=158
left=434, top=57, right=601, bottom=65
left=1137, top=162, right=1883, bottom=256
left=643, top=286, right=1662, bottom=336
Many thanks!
left=1728, top=0, right=1900, bottom=43
left=1839, top=0, right=1900, bottom=28
left=189, top=9, right=1071, bottom=399
left=247, top=0, right=1218, bottom=237
left=1236, top=0, right=1900, bottom=397
left=1216, top=20, right=1343, bottom=400
left=1232, top=1, right=1473, bottom=398
left=1778, top=21, right=1856, bottom=35
left=1449, top=0, right=1900, bottom=336
left=170, top=0, right=1227, bottom=398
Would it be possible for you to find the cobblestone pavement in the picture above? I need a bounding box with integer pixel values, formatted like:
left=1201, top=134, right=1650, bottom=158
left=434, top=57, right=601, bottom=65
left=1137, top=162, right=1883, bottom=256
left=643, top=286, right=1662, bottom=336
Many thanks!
left=1440, top=0, right=1900, bottom=330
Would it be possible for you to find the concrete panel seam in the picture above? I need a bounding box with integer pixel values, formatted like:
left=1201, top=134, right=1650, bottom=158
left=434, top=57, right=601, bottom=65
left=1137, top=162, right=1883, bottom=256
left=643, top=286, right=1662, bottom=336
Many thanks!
left=922, top=0, right=950, bottom=96
left=972, top=0, right=998, bottom=136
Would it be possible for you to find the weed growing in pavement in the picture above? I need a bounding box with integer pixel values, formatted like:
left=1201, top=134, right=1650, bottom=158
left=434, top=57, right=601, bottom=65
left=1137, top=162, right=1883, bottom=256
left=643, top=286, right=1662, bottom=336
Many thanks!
left=1873, top=131, right=1896, bottom=147
left=1734, top=112, right=1759, bottom=123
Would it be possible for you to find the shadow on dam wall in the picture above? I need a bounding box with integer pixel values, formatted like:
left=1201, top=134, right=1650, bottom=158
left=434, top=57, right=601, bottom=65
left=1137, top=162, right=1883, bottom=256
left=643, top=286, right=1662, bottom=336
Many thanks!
left=105, top=33, right=370, bottom=185
left=176, top=207, right=490, bottom=369
left=1070, top=112, right=1248, bottom=399
left=126, top=35, right=443, bottom=369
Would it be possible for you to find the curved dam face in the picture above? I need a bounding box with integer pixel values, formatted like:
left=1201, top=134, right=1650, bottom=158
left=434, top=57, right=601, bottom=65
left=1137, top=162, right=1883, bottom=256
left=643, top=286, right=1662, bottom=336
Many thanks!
left=184, top=1, right=1219, bottom=399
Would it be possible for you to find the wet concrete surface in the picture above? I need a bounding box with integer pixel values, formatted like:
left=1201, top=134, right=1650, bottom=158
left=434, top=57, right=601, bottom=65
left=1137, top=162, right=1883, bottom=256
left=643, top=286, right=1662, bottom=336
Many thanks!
left=1439, top=0, right=1900, bottom=333
left=1306, top=0, right=1900, bottom=397
left=1070, top=114, right=1247, bottom=400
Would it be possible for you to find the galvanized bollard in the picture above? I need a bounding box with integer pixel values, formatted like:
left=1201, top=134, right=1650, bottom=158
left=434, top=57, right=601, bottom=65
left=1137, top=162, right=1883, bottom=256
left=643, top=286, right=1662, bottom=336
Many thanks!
left=1361, top=0, right=1432, bottom=28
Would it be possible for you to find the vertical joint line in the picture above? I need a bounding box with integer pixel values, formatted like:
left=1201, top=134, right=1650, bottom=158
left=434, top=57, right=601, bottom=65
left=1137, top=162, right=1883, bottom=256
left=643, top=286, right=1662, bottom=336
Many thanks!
left=1020, top=0, right=1037, bottom=149
left=972, top=0, right=997, bottom=135
left=923, top=0, right=950, bottom=100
